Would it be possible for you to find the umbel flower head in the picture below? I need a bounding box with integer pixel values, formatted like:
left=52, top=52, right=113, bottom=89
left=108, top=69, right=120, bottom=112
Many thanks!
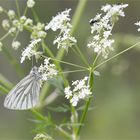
left=31, top=22, right=47, bottom=39
left=45, top=9, right=77, bottom=50
left=87, top=3, right=128, bottom=59
left=20, top=39, right=42, bottom=63
left=64, top=76, right=92, bottom=106
left=38, top=58, right=58, bottom=81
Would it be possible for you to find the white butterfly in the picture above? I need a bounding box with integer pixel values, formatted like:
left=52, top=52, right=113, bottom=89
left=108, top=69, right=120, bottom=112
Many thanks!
left=4, top=66, right=42, bottom=110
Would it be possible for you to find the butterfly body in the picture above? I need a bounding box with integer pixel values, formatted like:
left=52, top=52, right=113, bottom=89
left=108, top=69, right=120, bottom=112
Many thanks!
left=4, top=66, right=41, bottom=110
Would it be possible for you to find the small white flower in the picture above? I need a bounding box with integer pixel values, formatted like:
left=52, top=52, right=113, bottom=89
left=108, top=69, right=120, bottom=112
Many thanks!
left=20, top=16, right=27, bottom=23
left=64, top=76, right=91, bottom=106
left=0, top=6, right=3, bottom=13
left=12, top=19, right=19, bottom=26
left=101, top=4, right=111, bottom=12
left=12, top=41, right=21, bottom=50
left=70, top=95, right=79, bottom=107
left=8, top=10, right=15, bottom=19
left=103, top=31, right=112, bottom=38
left=24, top=18, right=33, bottom=26
left=27, top=0, right=35, bottom=8
left=64, top=86, right=72, bottom=99
left=135, top=21, right=140, bottom=32
left=2, top=19, right=10, bottom=30
left=8, top=27, right=16, bottom=35
left=20, top=39, right=41, bottom=63
left=38, top=58, right=58, bottom=81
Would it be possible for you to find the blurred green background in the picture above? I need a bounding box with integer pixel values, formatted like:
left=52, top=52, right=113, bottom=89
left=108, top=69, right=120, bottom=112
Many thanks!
left=0, top=0, right=140, bottom=140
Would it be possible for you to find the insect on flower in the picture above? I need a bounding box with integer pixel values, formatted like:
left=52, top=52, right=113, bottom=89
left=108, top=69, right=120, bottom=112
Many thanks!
left=4, top=66, right=42, bottom=110
left=89, top=19, right=99, bottom=25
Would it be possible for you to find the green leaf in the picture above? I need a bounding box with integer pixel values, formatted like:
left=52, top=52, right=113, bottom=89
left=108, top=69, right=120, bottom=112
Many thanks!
left=47, top=105, right=70, bottom=113
left=77, top=105, right=95, bottom=111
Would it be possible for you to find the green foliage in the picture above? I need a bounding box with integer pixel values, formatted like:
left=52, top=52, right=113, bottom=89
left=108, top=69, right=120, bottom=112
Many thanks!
left=0, top=1, right=140, bottom=140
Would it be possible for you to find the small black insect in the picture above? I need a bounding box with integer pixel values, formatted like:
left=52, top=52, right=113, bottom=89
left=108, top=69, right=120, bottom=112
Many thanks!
left=89, top=19, right=98, bottom=25
left=117, top=3, right=122, bottom=5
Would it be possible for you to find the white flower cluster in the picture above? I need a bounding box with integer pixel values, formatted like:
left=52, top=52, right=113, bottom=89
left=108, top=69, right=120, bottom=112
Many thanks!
left=45, top=9, right=77, bottom=50
left=27, top=0, right=35, bottom=8
left=12, top=16, right=33, bottom=32
left=135, top=21, right=140, bottom=32
left=0, top=7, right=35, bottom=50
left=87, top=3, right=128, bottom=59
left=34, top=133, right=54, bottom=140
left=1, top=10, right=33, bottom=33
left=38, top=58, right=58, bottom=81
left=20, top=39, right=42, bottom=63
left=64, top=76, right=92, bottom=106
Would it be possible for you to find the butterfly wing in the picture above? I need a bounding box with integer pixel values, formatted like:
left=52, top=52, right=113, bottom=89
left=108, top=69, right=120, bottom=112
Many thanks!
left=4, top=74, right=41, bottom=110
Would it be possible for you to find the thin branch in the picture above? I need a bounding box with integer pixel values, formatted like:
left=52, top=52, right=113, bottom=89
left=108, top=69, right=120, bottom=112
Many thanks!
left=94, top=41, right=140, bottom=70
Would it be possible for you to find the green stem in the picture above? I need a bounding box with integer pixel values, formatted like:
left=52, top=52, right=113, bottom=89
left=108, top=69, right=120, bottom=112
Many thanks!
left=0, top=32, right=10, bottom=41
left=31, top=8, right=40, bottom=22
left=23, top=6, right=28, bottom=16
left=30, top=109, right=49, bottom=122
left=71, top=0, right=87, bottom=34
left=61, top=69, right=86, bottom=74
left=0, top=85, right=9, bottom=94
left=71, top=106, right=78, bottom=140
left=55, top=126, right=72, bottom=140
left=94, top=41, right=140, bottom=70
left=41, top=54, right=87, bottom=70
left=74, top=45, right=89, bottom=66
left=42, top=41, right=55, bottom=58
left=76, top=69, right=94, bottom=136
left=15, top=0, right=20, bottom=17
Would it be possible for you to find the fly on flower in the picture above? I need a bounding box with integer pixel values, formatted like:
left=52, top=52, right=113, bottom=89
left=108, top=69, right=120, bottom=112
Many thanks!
left=4, top=66, right=42, bottom=110
left=89, top=19, right=99, bottom=26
